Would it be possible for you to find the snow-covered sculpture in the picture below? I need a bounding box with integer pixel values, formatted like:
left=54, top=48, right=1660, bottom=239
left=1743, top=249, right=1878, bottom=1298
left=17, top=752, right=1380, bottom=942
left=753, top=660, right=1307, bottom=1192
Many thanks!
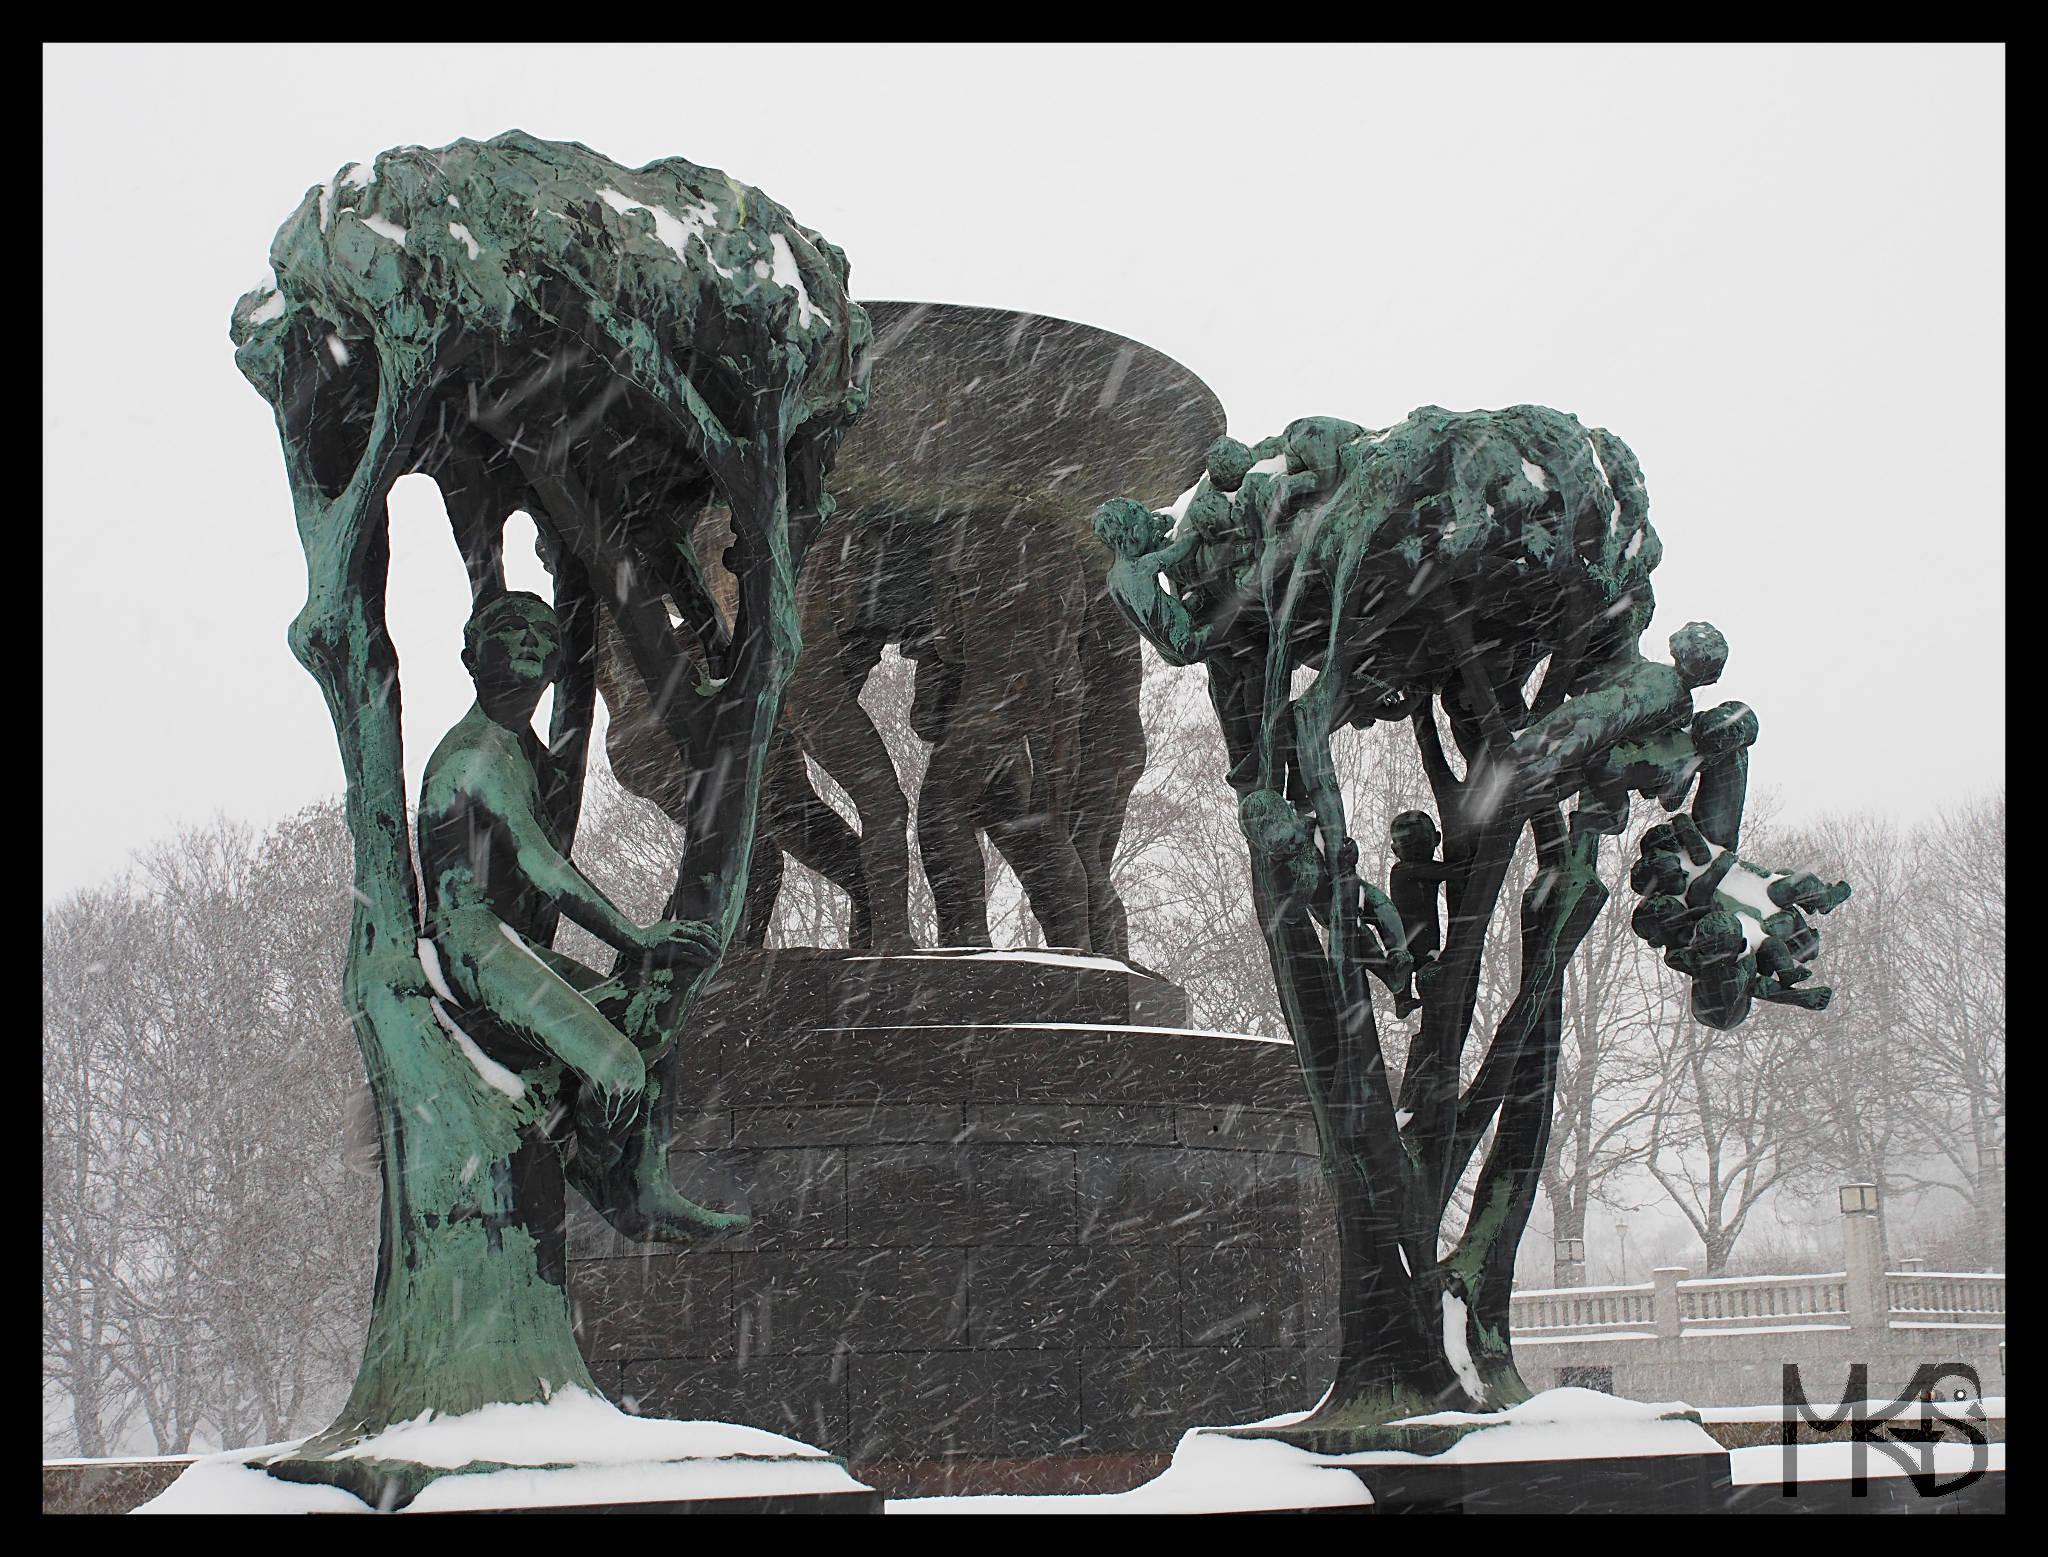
left=228, top=131, right=869, bottom=1508
left=1093, top=405, right=1850, bottom=1450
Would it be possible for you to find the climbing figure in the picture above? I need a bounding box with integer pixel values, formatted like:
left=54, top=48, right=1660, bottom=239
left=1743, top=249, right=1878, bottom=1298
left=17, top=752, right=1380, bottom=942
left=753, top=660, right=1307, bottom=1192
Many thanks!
left=1387, top=809, right=1462, bottom=1018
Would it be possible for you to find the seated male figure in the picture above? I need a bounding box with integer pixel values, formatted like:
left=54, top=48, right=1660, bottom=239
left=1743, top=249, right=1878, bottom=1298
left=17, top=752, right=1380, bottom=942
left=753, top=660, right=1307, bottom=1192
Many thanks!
left=417, top=590, right=743, bottom=1242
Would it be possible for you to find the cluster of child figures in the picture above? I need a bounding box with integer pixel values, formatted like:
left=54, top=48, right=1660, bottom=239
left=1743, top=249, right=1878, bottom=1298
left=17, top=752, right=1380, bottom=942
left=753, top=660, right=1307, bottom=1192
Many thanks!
left=1092, top=412, right=1850, bottom=1030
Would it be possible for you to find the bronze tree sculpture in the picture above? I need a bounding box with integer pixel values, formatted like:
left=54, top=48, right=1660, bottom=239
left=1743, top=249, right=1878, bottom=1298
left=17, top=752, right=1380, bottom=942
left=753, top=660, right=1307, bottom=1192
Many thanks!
left=1094, top=406, right=1850, bottom=1449
left=228, top=131, right=869, bottom=1506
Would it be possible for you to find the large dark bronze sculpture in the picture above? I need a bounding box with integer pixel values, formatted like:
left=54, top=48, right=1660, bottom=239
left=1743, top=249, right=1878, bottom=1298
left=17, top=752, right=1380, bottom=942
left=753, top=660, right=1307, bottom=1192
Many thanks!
left=228, top=132, right=869, bottom=1507
left=1094, top=406, right=1850, bottom=1449
left=599, top=303, right=1223, bottom=956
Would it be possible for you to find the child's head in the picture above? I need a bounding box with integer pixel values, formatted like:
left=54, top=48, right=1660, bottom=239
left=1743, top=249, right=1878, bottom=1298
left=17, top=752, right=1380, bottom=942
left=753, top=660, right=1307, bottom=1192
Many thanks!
left=1391, top=809, right=1441, bottom=860
left=462, top=590, right=560, bottom=677
left=1669, top=621, right=1729, bottom=689
left=1091, top=498, right=1165, bottom=559
left=1205, top=435, right=1256, bottom=493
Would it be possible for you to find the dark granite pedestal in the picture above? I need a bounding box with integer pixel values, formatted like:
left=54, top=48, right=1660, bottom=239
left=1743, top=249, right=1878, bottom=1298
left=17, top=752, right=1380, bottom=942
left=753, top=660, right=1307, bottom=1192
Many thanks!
left=565, top=949, right=1338, bottom=1497
left=1341, top=1451, right=1734, bottom=1514
left=398, top=1489, right=883, bottom=1515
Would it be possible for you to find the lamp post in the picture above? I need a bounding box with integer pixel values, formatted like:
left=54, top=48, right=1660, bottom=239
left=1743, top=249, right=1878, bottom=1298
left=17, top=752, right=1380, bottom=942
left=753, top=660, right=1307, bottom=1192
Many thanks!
left=1838, top=1183, right=1885, bottom=1329
left=1615, top=1220, right=1632, bottom=1286
left=1978, top=1143, right=2004, bottom=1271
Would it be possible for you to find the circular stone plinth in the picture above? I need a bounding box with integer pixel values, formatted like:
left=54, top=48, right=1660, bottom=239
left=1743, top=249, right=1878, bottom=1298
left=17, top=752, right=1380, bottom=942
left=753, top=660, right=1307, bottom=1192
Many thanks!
left=564, top=951, right=1338, bottom=1478
left=833, top=300, right=1226, bottom=542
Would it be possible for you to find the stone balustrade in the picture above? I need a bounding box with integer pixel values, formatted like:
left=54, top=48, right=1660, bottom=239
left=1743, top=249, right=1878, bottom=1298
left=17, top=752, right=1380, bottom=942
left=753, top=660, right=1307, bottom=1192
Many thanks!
left=1511, top=1268, right=2002, bottom=1337
left=1885, top=1271, right=2006, bottom=1324
left=1510, top=1284, right=1659, bottom=1333
left=1678, top=1274, right=1853, bottom=1328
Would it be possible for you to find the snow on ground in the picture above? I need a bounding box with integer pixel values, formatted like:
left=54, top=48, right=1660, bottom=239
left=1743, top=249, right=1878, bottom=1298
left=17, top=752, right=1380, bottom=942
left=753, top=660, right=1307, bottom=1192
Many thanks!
left=132, top=1387, right=868, bottom=1513
left=889, top=1390, right=1724, bottom=1513
left=127, top=1388, right=2004, bottom=1512
left=1729, top=1441, right=2004, bottom=1484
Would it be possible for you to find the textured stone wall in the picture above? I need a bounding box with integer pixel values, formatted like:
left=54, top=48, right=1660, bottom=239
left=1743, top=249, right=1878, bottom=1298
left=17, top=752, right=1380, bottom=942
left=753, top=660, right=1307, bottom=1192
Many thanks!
left=564, top=950, right=1340, bottom=1467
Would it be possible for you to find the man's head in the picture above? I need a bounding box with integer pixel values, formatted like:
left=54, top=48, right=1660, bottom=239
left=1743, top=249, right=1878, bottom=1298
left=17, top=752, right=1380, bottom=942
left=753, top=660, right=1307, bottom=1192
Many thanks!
left=1391, top=809, right=1441, bottom=861
left=462, top=591, right=561, bottom=712
left=1669, top=621, right=1728, bottom=689
left=1091, top=498, right=1166, bottom=560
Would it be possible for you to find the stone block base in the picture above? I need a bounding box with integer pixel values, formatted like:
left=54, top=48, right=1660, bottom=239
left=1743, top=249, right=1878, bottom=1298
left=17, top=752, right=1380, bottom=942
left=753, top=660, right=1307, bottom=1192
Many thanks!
left=572, top=950, right=1336, bottom=1464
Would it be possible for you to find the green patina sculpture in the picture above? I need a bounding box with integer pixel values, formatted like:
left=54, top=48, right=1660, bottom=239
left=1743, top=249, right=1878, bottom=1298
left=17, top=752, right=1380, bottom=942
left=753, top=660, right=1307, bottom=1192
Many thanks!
left=418, top=591, right=739, bottom=1239
left=1094, top=405, right=1850, bottom=1450
left=229, top=131, right=868, bottom=1507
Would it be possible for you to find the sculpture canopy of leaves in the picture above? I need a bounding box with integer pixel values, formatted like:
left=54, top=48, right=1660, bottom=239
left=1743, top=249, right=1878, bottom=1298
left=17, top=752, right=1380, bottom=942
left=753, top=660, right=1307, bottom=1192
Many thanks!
left=231, top=130, right=867, bottom=474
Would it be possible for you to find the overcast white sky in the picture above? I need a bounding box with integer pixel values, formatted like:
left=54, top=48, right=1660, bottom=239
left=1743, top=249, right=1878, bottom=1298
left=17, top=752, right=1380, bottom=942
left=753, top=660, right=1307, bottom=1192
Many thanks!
left=43, top=43, right=2004, bottom=903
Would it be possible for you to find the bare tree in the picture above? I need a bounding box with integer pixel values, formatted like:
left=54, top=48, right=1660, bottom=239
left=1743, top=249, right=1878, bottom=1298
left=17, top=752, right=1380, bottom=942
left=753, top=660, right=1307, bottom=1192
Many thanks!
left=1764, top=812, right=1933, bottom=1249
left=1114, top=655, right=1285, bottom=1034
left=1629, top=802, right=1993, bottom=1274
left=1640, top=987, right=1810, bottom=1276
left=41, top=805, right=372, bottom=1457
left=1539, top=811, right=1669, bottom=1282
left=1896, top=792, right=2005, bottom=1265
left=43, top=885, right=155, bottom=1457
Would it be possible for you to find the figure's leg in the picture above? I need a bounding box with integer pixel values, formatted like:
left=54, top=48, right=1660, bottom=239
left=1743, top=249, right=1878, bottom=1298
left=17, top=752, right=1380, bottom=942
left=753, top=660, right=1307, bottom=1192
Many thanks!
left=1072, top=599, right=1143, bottom=960
left=437, top=913, right=646, bottom=1113
left=919, top=737, right=995, bottom=947
left=740, top=839, right=783, bottom=949
left=772, top=777, right=876, bottom=950
left=988, top=812, right=1094, bottom=948
left=908, top=650, right=962, bottom=743
left=750, top=722, right=871, bottom=945
left=985, top=731, right=1094, bottom=950
left=503, top=944, right=748, bottom=1243
left=564, top=1036, right=748, bottom=1244
left=785, top=643, right=916, bottom=952
left=1356, top=881, right=1416, bottom=995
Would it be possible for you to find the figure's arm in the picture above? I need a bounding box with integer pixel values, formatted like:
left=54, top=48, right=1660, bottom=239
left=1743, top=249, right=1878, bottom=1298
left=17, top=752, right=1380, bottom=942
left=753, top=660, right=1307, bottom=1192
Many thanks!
left=1273, top=469, right=1324, bottom=507
left=459, top=769, right=672, bottom=955
left=1141, top=523, right=1205, bottom=576
left=1404, top=859, right=1460, bottom=885
left=509, top=806, right=663, bottom=952
left=1510, top=660, right=1690, bottom=793
left=1108, top=558, right=1210, bottom=667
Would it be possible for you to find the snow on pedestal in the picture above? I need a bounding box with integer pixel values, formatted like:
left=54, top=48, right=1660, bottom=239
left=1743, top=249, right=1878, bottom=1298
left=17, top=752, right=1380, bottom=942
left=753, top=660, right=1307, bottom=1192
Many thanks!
left=132, top=1386, right=870, bottom=1513
left=890, top=1417, right=1374, bottom=1514
left=1337, top=1385, right=1723, bottom=1464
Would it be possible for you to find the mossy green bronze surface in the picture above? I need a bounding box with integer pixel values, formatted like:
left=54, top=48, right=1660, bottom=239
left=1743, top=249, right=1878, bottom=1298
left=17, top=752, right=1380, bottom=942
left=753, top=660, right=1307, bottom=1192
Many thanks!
left=1095, top=406, right=1849, bottom=1447
left=229, top=132, right=868, bottom=1507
